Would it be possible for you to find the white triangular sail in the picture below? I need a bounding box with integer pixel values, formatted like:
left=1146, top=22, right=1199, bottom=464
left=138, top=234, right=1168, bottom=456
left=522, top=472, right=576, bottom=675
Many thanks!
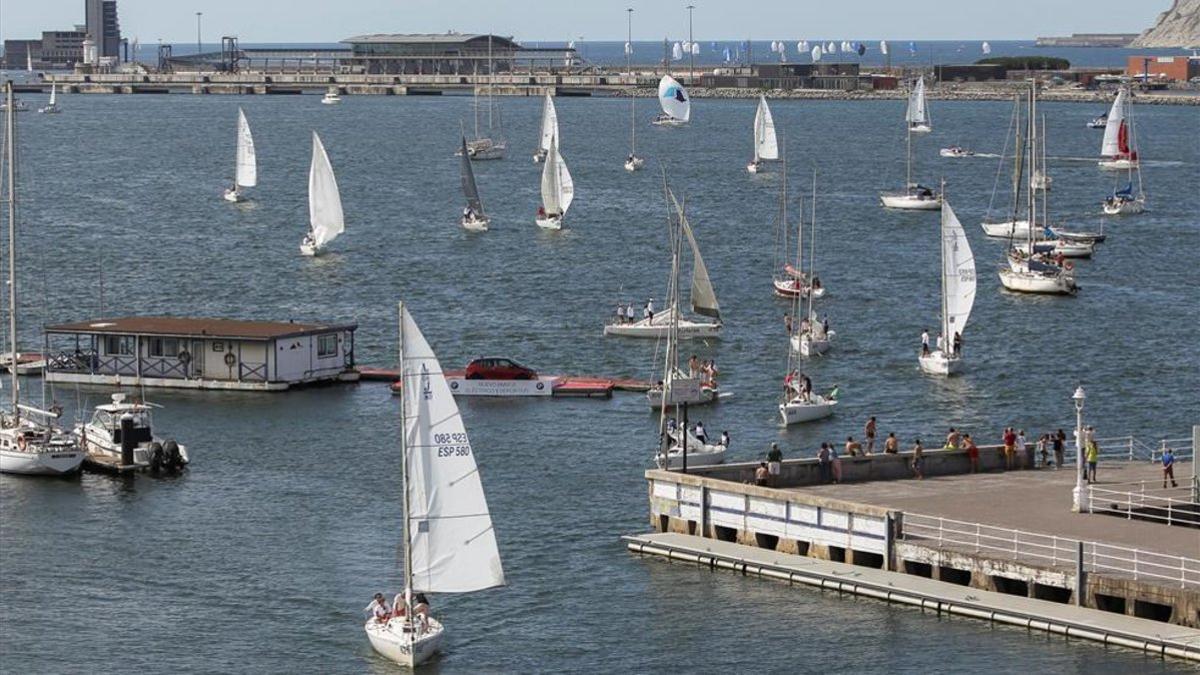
left=940, top=202, right=976, bottom=347
left=557, top=147, right=574, bottom=214
left=678, top=207, right=720, bottom=320
left=907, top=77, right=929, bottom=127
left=657, top=75, right=690, bottom=123
left=538, top=93, right=559, bottom=154
left=400, top=305, right=505, bottom=594
left=672, top=42, right=683, bottom=60
left=540, top=136, right=572, bottom=216
left=49, top=83, right=57, bottom=106
left=307, top=131, right=344, bottom=247
left=1100, top=88, right=1127, bottom=158
left=235, top=108, right=257, bottom=188
left=753, top=95, right=779, bottom=161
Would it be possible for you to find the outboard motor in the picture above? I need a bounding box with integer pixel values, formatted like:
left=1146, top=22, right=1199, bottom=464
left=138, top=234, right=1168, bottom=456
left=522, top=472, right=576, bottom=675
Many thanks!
left=119, top=413, right=136, bottom=467
left=148, top=442, right=164, bottom=473
left=163, top=440, right=182, bottom=473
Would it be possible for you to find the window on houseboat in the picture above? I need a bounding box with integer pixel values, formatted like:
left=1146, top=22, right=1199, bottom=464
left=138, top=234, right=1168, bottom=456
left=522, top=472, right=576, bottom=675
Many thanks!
left=317, top=334, right=338, bottom=358
left=103, top=335, right=134, bottom=355
left=148, top=338, right=179, bottom=358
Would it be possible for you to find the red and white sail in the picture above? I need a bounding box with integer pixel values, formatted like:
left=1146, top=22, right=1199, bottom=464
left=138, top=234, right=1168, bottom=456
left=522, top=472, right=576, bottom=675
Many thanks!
left=1100, top=88, right=1137, bottom=161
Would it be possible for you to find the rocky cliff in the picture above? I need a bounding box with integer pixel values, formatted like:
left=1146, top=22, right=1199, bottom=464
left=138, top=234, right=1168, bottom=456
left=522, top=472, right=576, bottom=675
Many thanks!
left=1130, top=0, right=1200, bottom=47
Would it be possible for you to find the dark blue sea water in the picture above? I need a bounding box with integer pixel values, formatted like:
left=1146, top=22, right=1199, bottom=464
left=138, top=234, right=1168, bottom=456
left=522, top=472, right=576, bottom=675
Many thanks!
left=0, top=88, right=1196, bottom=672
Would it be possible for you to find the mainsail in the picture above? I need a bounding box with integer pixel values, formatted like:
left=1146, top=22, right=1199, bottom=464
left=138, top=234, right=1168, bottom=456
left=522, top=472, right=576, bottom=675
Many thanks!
left=673, top=196, right=720, bottom=319
left=1100, top=88, right=1135, bottom=159
left=657, top=75, right=691, bottom=122
left=307, top=131, right=344, bottom=247
left=538, top=93, right=559, bottom=155
left=235, top=108, right=257, bottom=188
left=907, top=77, right=930, bottom=127
left=540, top=136, right=573, bottom=216
left=48, top=84, right=57, bottom=106
left=940, top=202, right=976, bottom=347
left=753, top=95, right=779, bottom=161
left=459, top=135, right=484, bottom=216
left=400, top=304, right=505, bottom=594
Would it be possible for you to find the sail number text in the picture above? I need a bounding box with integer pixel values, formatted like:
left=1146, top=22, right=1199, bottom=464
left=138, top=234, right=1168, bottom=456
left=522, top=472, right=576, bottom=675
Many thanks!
left=434, top=432, right=471, bottom=458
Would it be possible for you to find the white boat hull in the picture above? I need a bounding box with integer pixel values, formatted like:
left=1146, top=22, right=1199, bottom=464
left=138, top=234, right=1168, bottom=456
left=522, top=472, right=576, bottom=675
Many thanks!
left=779, top=396, right=837, bottom=425
left=998, top=268, right=1077, bottom=295
left=300, top=240, right=324, bottom=256
left=1103, top=198, right=1144, bottom=215
left=772, top=277, right=825, bottom=299
left=624, top=156, right=645, bottom=172
left=651, top=117, right=687, bottom=127
left=38, top=106, right=61, bottom=114
left=463, top=141, right=506, bottom=161
left=535, top=214, right=563, bottom=230
left=939, top=149, right=973, bottom=158
left=657, top=445, right=725, bottom=469
left=646, top=386, right=718, bottom=409
left=461, top=215, right=490, bottom=232
left=918, top=350, right=963, bottom=376
left=0, top=447, right=84, bottom=475
left=223, top=188, right=244, bottom=203
left=746, top=161, right=761, bottom=174
left=365, top=618, right=444, bottom=668
left=980, top=219, right=1032, bottom=239
left=1098, top=158, right=1137, bottom=170
left=880, top=192, right=939, bottom=210
left=791, top=332, right=833, bottom=357
left=321, top=97, right=341, bottom=105
left=604, top=319, right=721, bottom=340
left=533, top=150, right=547, bottom=164
left=909, top=124, right=932, bottom=134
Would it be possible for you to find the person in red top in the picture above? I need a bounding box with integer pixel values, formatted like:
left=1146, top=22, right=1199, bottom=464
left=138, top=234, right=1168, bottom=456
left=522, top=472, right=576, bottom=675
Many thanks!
left=1002, top=427, right=1017, bottom=470
left=964, top=433, right=980, bottom=473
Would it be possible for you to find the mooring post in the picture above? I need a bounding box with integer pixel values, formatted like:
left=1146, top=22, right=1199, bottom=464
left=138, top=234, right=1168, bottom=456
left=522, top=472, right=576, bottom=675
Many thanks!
left=1074, top=539, right=1085, bottom=606
left=884, top=511, right=896, bottom=572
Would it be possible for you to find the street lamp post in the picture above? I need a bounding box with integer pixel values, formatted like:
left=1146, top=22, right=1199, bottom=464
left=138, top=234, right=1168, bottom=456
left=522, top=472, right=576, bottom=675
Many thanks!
left=196, top=12, right=203, bottom=57
left=686, top=5, right=695, bottom=84
left=1072, top=386, right=1086, bottom=513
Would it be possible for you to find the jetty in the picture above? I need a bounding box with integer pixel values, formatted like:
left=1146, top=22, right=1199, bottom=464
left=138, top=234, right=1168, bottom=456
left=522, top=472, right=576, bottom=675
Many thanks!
left=629, top=428, right=1200, bottom=661
left=359, top=366, right=650, bottom=398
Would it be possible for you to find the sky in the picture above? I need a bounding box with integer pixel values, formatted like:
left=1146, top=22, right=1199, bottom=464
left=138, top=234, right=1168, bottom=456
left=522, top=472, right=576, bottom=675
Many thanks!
left=1, top=0, right=1168, bottom=44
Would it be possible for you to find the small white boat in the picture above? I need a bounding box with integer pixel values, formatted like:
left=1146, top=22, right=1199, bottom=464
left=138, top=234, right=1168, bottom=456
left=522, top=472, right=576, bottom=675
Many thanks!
left=747, top=95, right=778, bottom=173
left=883, top=83, right=937, bottom=211
left=772, top=272, right=825, bottom=299
left=604, top=307, right=721, bottom=339
left=1098, top=87, right=1138, bottom=170
left=460, top=37, right=507, bottom=160
left=652, top=75, right=690, bottom=127
left=1014, top=238, right=1094, bottom=259
left=881, top=188, right=940, bottom=210
left=790, top=324, right=834, bottom=357
left=772, top=159, right=827, bottom=299
left=74, top=394, right=189, bottom=473
left=1102, top=191, right=1145, bottom=215
left=657, top=428, right=726, bottom=469
left=301, top=131, right=345, bottom=256
left=906, top=77, right=932, bottom=133
left=981, top=219, right=1032, bottom=239
left=622, top=10, right=644, bottom=171
left=1031, top=170, right=1053, bottom=191
left=0, top=351, right=46, bottom=375
left=321, top=87, right=342, bottom=105
left=535, top=135, right=573, bottom=230
left=624, top=155, right=645, bottom=172
left=779, top=392, right=837, bottom=425
left=458, top=135, right=490, bottom=231
left=918, top=198, right=975, bottom=377
left=999, top=259, right=1077, bottom=295
left=532, top=92, right=558, bottom=163
left=1050, top=227, right=1106, bottom=244
left=647, top=374, right=719, bottom=409
left=223, top=108, right=257, bottom=203
left=365, top=303, right=506, bottom=668
left=939, top=146, right=973, bottom=158
left=37, top=84, right=61, bottom=114
left=1087, top=112, right=1108, bottom=129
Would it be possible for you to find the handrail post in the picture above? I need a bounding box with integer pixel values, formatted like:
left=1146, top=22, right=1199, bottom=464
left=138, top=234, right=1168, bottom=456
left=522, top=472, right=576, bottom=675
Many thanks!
left=1133, top=548, right=1139, bottom=581
left=975, top=522, right=980, bottom=553
left=1074, top=540, right=1085, bottom=606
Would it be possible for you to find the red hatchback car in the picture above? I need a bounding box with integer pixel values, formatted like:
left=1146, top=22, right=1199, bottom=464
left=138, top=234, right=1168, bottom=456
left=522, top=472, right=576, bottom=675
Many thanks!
left=464, top=358, right=538, bottom=380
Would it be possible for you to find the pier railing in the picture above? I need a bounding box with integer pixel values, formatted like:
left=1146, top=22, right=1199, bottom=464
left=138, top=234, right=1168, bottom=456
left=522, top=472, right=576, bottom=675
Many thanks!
left=901, top=513, right=1200, bottom=589
left=1092, top=435, right=1194, bottom=463
left=1085, top=481, right=1200, bottom=527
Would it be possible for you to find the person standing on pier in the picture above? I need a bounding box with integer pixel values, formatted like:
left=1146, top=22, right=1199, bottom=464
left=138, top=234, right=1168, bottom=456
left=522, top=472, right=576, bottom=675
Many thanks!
left=910, top=439, right=925, bottom=480
left=1017, top=430, right=1028, bottom=468
left=1002, top=427, right=1017, bottom=470
left=767, top=443, right=783, bottom=486
left=1053, top=430, right=1065, bottom=469
left=1162, top=447, right=1178, bottom=488
left=964, top=434, right=979, bottom=473
left=1085, top=439, right=1099, bottom=483
left=884, top=432, right=899, bottom=454
left=829, top=443, right=843, bottom=484
left=817, top=443, right=832, bottom=483
left=864, top=416, right=877, bottom=454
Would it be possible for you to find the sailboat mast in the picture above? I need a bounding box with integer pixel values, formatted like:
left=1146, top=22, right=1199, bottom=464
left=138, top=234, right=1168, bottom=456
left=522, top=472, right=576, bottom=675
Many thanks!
left=628, top=8, right=636, bottom=154
left=939, top=184, right=949, bottom=351
left=1026, top=81, right=1036, bottom=246
left=806, top=171, right=817, bottom=322
left=487, top=35, right=494, bottom=130
left=5, top=83, right=19, bottom=415
left=396, top=302, right=414, bottom=626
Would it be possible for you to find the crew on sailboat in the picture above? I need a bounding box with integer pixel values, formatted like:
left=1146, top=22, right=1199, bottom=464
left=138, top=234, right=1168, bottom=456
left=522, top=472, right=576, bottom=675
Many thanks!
left=921, top=329, right=930, bottom=356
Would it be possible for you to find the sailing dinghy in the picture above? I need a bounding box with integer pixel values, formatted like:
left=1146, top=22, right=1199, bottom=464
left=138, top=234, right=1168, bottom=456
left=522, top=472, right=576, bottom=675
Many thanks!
left=652, top=75, right=690, bottom=127
left=533, top=92, right=558, bottom=163
left=746, top=95, right=779, bottom=173
left=459, top=135, right=490, bottom=231
left=535, top=135, right=574, bottom=230
left=906, top=76, right=932, bottom=134
left=919, top=197, right=976, bottom=376
left=38, top=83, right=61, bottom=114
left=364, top=302, right=505, bottom=668
left=772, top=159, right=825, bottom=299
left=880, top=77, right=939, bottom=210
left=300, top=131, right=345, bottom=256
left=224, top=108, right=257, bottom=203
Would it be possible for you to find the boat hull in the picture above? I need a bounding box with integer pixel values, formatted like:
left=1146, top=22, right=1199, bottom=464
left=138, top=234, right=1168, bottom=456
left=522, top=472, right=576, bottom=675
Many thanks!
left=939, top=149, right=972, bottom=158
left=919, top=350, right=963, bottom=376
left=535, top=214, right=563, bottom=230
left=365, top=618, right=444, bottom=668
left=998, top=269, right=1077, bottom=295
left=532, top=150, right=547, bottom=163
left=0, top=448, right=84, bottom=475
left=772, top=278, right=825, bottom=299
left=880, top=193, right=939, bottom=210
left=461, top=216, right=490, bottom=232
left=300, top=242, right=322, bottom=256
left=791, top=333, right=833, bottom=357
left=657, top=446, right=725, bottom=469
left=1098, top=158, right=1137, bottom=170
left=651, top=118, right=687, bottom=127
left=779, top=398, right=837, bottom=425
left=980, top=219, right=1032, bottom=239
left=1014, top=241, right=1093, bottom=259
left=746, top=161, right=761, bottom=174
left=604, top=320, right=721, bottom=340
left=1102, top=198, right=1144, bottom=216
left=646, top=386, right=718, bottom=409
left=223, top=189, right=244, bottom=203
left=909, top=124, right=932, bottom=134
left=624, top=157, right=645, bottom=172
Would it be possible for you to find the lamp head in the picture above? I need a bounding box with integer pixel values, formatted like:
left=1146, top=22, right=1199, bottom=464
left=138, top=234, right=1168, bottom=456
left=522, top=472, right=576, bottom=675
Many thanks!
left=1072, top=386, right=1085, bottom=411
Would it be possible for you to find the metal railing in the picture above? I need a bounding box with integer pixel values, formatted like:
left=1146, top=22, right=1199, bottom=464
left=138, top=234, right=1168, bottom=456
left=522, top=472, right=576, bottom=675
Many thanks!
left=1089, top=435, right=1195, bottom=463
left=1086, top=482, right=1199, bottom=527
left=901, top=512, right=1199, bottom=589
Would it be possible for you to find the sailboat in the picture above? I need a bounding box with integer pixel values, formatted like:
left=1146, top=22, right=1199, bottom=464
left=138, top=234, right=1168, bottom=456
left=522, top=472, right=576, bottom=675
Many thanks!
left=880, top=77, right=939, bottom=210
left=535, top=135, right=573, bottom=230
left=300, top=131, right=345, bottom=256
left=459, top=135, right=490, bottom=231
left=461, top=36, right=506, bottom=160
left=999, top=82, right=1078, bottom=296
left=982, top=96, right=1033, bottom=239
left=37, top=83, right=61, bottom=114
left=652, top=190, right=727, bottom=466
left=532, top=92, right=558, bottom=163
left=364, top=302, right=506, bottom=668
left=919, top=194, right=976, bottom=376
left=623, top=8, right=644, bottom=171
left=0, top=82, right=84, bottom=476
left=772, top=156, right=825, bottom=299
left=652, top=75, right=690, bottom=127
left=791, top=173, right=834, bottom=358
left=223, top=108, right=256, bottom=202
left=1098, top=87, right=1138, bottom=170
left=746, top=95, right=779, bottom=173
left=779, top=219, right=837, bottom=425
left=605, top=190, right=721, bottom=340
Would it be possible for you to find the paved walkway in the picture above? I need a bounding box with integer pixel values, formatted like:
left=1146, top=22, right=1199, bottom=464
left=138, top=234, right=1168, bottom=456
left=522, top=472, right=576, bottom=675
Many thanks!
left=794, top=461, right=1200, bottom=559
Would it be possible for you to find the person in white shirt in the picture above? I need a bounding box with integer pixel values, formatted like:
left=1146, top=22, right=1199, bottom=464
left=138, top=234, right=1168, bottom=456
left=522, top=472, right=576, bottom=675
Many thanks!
left=615, top=303, right=626, bottom=324
left=694, top=421, right=708, bottom=445
left=365, top=593, right=392, bottom=623
left=625, top=303, right=636, bottom=324
left=921, top=329, right=930, bottom=356
left=935, top=333, right=944, bottom=353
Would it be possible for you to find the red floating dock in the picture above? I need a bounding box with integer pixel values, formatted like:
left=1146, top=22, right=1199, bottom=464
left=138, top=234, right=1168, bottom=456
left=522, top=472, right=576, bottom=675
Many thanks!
left=359, top=367, right=648, bottom=398
left=552, top=377, right=615, bottom=398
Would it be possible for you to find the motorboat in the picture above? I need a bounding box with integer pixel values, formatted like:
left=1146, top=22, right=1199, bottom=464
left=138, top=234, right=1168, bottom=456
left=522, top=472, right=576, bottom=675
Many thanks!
left=939, top=146, right=973, bottom=158
left=73, top=393, right=189, bottom=473
left=321, top=88, right=342, bottom=105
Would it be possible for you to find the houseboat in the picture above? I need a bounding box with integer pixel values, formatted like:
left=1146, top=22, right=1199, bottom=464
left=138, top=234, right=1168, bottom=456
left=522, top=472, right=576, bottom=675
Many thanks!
left=43, top=316, right=358, bottom=391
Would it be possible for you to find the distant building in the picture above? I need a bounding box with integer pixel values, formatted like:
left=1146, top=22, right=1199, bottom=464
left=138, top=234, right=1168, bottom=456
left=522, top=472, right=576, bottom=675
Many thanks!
left=85, top=0, right=121, bottom=60
left=41, top=29, right=87, bottom=68
left=1, top=40, right=41, bottom=70
left=340, top=33, right=574, bottom=75
left=2, top=0, right=117, bottom=69
left=1125, top=54, right=1200, bottom=82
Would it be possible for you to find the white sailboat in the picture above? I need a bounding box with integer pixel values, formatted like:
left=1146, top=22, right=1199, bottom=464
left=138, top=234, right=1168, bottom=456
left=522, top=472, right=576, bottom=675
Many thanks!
left=881, top=77, right=939, bottom=210
left=746, top=95, right=779, bottom=173
left=652, top=75, right=690, bottom=127
left=1098, top=87, right=1138, bottom=170
left=364, top=302, right=506, bottom=668
left=790, top=173, right=834, bottom=358
left=623, top=8, right=644, bottom=171
left=772, top=155, right=826, bottom=300
left=459, top=135, right=490, bottom=231
left=535, top=135, right=573, bottom=230
left=780, top=225, right=837, bottom=426
left=532, top=92, right=558, bottom=163
left=0, top=82, right=84, bottom=476
left=606, top=191, right=721, bottom=340
left=999, top=82, right=1078, bottom=296
left=461, top=36, right=506, bottom=160
left=983, top=96, right=1033, bottom=239
left=919, top=196, right=976, bottom=376
left=37, top=83, right=61, bottom=114
left=223, top=108, right=257, bottom=202
left=300, top=131, right=345, bottom=256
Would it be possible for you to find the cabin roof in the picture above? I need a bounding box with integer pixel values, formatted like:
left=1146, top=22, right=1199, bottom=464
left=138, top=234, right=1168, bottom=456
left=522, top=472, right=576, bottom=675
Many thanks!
left=45, top=317, right=357, bottom=340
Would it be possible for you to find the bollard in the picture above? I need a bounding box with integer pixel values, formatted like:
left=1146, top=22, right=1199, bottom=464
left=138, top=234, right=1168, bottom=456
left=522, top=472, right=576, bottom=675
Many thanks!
left=1074, top=540, right=1085, bottom=606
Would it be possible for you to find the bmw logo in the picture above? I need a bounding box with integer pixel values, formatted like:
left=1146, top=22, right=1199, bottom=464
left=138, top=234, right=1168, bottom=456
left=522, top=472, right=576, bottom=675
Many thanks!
left=449, top=381, right=459, bottom=390
left=536, top=382, right=545, bottom=390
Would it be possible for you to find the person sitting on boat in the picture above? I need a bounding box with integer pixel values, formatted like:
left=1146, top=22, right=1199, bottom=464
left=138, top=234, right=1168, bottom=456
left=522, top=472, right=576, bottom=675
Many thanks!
left=666, top=417, right=677, bottom=434
left=537, top=205, right=547, bottom=218
left=391, top=590, right=431, bottom=621
left=694, top=421, right=708, bottom=445
left=917, top=185, right=934, bottom=199
left=811, top=275, right=821, bottom=292
left=784, top=313, right=793, bottom=334
left=798, top=373, right=812, bottom=402
left=799, top=316, right=811, bottom=335
left=365, top=593, right=392, bottom=624
left=921, top=329, right=930, bottom=356
left=720, top=430, right=730, bottom=448
left=628, top=153, right=635, bottom=164
left=821, top=315, right=830, bottom=336
left=301, top=232, right=317, bottom=250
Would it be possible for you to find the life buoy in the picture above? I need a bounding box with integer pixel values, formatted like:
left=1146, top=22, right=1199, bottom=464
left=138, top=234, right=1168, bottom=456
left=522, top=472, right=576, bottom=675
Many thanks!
left=1064, top=261, right=1074, bottom=271
left=224, top=352, right=236, bottom=367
